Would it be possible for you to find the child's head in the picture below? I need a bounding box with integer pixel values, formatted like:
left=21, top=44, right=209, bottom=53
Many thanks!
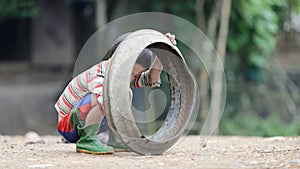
left=109, top=33, right=154, bottom=81
left=109, top=33, right=154, bottom=65
left=135, top=48, right=154, bottom=69
left=131, top=48, right=154, bottom=82
left=107, top=32, right=132, bottom=58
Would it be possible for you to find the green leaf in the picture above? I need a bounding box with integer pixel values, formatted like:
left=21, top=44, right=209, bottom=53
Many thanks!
left=227, top=32, right=250, bottom=53
left=260, top=9, right=277, bottom=22
left=0, top=0, right=38, bottom=21
left=295, top=3, right=300, bottom=14
left=253, top=34, right=276, bottom=55
left=248, top=52, right=268, bottom=68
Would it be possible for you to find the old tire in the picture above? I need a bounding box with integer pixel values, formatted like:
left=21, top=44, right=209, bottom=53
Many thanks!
left=104, top=29, right=199, bottom=155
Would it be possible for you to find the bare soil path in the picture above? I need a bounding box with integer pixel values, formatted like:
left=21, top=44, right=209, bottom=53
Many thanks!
left=1, top=134, right=300, bottom=169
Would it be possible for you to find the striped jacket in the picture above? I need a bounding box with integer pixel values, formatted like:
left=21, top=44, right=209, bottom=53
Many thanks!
left=54, top=59, right=160, bottom=119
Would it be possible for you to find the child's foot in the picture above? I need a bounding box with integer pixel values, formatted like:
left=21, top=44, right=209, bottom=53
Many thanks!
left=76, top=147, right=113, bottom=155
left=76, top=124, right=114, bottom=155
left=107, top=130, right=131, bottom=152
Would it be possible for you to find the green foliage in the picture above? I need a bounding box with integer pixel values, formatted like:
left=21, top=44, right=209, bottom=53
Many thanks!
left=219, top=112, right=300, bottom=136
left=227, top=0, right=300, bottom=74
left=127, top=0, right=197, bottom=25
left=221, top=0, right=300, bottom=137
left=227, top=0, right=290, bottom=81
left=0, top=0, right=39, bottom=21
left=289, top=0, right=300, bottom=14
left=0, top=0, right=77, bottom=22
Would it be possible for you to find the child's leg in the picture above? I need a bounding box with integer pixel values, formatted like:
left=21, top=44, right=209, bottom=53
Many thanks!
left=73, top=94, right=113, bottom=154
left=99, top=89, right=133, bottom=132
left=58, top=93, right=113, bottom=154
left=57, top=112, right=80, bottom=143
left=84, top=105, right=104, bottom=127
left=57, top=94, right=95, bottom=143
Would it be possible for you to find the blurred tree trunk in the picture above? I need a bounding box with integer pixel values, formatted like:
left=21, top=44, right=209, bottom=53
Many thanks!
left=95, top=0, right=106, bottom=60
left=96, top=0, right=106, bottom=29
left=196, top=0, right=231, bottom=135
left=195, top=0, right=220, bottom=131
left=210, top=0, right=231, bottom=134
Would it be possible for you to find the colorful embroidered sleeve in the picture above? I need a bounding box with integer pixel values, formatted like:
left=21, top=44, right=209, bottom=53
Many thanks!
left=130, top=70, right=161, bottom=88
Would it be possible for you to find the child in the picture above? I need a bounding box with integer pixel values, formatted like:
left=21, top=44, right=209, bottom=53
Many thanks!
left=55, top=32, right=176, bottom=154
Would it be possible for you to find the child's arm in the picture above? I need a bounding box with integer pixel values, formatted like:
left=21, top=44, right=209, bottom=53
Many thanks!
left=148, top=56, right=163, bottom=85
left=130, top=33, right=176, bottom=88
left=130, top=56, right=162, bottom=88
left=147, top=33, right=176, bottom=85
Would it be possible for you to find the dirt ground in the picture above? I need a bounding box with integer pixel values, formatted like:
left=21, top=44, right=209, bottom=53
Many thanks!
left=1, top=133, right=300, bottom=169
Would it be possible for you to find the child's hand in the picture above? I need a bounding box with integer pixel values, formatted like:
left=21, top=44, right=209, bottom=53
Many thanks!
left=165, top=33, right=177, bottom=46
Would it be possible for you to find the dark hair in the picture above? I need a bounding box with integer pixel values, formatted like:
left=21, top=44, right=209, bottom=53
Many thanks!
left=136, top=48, right=153, bottom=68
left=107, top=32, right=154, bottom=69
left=107, top=32, right=131, bottom=58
